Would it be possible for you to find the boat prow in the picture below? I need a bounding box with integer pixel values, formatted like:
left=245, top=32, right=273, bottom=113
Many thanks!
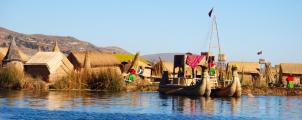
left=159, top=75, right=212, bottom=97
left=210, top=73, right=242, bottom=97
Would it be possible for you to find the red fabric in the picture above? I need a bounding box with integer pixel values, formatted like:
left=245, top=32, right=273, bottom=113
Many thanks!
left=286, top=76, right=294, bottom=81
left=130, top=69, right=136, bottom=74
left=186, top=55, right=204, bottom=69
left=209, top=62, right=216, bottom=68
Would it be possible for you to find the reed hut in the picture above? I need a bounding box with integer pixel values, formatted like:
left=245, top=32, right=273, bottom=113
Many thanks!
left=153, top=61, right=175, bottom=77
left=279, top=63, right=302, bottom=86
left=24, top=41, right=74, bottom=82
left=2, top=38, right=29, bottom=70
left=67, top=51, right=121, bottom=73
left=227, top=61, right=260, bottom=86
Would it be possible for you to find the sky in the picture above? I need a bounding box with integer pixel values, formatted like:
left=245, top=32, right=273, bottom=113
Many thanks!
left=0, top=0, right=301, bottom=64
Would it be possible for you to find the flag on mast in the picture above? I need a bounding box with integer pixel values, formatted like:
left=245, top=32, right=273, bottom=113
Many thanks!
left=208, top=8, right=213, bottom=17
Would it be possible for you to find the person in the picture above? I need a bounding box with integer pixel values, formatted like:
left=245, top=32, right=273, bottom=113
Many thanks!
left=177, top=67, right=184, bottom=78
left=125, top=68, right=136, bottom=84
left=161, top=71, right=169, bottom=85
left=286, top=74, right=294, bottom=88
left=177, top=67, right=184, bottom=85
left=137, top=66, right=144, bottom=79
left=209, top=67, right=216, bottom=76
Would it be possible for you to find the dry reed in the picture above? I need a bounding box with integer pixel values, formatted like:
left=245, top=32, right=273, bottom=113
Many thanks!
left=52, top=68, right=124, bottom=91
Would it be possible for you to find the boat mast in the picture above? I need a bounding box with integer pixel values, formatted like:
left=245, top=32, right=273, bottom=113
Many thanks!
left=207, top=8, right=226, bottom=82
left=208, top=10, right=221, bottom=56
left=213, top=15, right=221, bottom=55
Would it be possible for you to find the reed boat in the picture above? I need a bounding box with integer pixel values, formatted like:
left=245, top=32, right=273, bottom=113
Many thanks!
left=158, top=8, right=243, bottom=97
left=159, top=71, right=212, bottom=97
left=159, top=67, right=242, bottom=97
left=210, top=73, right=242, bottom=97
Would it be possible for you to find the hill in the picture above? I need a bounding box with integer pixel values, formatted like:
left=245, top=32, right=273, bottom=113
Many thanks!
left=0, top=27, right=129, bottom=56
left=142, top=53, right=184, bottom=63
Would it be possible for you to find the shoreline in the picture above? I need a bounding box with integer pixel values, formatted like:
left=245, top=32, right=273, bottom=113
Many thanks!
left=2, top=85, right=302, bottom=96
left=241, top=86, right=302, bottom=96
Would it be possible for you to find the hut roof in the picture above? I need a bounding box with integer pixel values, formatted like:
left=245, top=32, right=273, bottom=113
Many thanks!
left=280, top=63, right=302, bottom=74
left=0, top=47, right=8, bottom=61
left=25, top=52, right=74, bottom=74
left=227, top=61, right=260, bottom=74
left=68, top=51, right=120, bottom=68
left=3, top=38, right=29, bottom=63
left=52, top=40, right=60, bottom=52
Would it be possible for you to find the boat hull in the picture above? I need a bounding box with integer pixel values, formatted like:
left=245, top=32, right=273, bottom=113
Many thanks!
left=159, top=78, right=210, bottom=96
left=210, top=77, right=242, bottom=97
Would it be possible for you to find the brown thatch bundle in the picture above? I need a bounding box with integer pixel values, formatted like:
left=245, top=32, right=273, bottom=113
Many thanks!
left=2, top=38, right=29, bottom=64
left=67, top=51, right=120, bottom=70
left=280, top=63, right=302, bottom=74
left=126, top=52, right=140, bottom=72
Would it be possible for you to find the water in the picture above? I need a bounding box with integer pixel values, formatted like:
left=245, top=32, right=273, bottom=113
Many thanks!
left=0, top=90, right=302, bottom=120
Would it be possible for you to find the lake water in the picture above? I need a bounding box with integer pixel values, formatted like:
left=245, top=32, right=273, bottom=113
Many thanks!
left=0, top=90, right=302, bottom=120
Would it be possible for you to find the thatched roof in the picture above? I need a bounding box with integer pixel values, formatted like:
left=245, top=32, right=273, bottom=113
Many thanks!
left=68, top=51, right=120, bottom=68
left=227, top=61, right=260, bottom=74
left=25, top=52, right=74, bottom=74
left=280, top=63, right=302, bottom=74
left=0, top=47, right=8, bottom=61
left=2, top=38, right=29, bottom=63
left=52, top=40, right=60, bottom=52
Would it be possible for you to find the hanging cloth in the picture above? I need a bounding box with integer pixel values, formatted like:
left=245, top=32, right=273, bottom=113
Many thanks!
left=186, top=55, right=204, bottom=69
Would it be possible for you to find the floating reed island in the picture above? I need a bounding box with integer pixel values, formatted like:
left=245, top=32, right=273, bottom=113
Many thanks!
left=1, top=37, right=302, bottom=96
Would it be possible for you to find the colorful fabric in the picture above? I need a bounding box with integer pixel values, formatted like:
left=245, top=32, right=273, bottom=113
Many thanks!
left=208, top=62, right=216, bottom=68
left=286, top=76, right=294, bottom=81
left=137, top=69, right=143, bottom=75
left=186, top=55, right=204, bottom=69
left=129, top=74, right=136, bottom=81
left=288, top=81, right=294, bottom=88
left=130, top=69, right=136, bottom=74
left=209, top=68, right=216, bottom=76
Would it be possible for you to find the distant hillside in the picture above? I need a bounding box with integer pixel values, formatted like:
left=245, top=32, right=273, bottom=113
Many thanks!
left=0, top=27, right=129, bottom=56
left=99, top=46, right=130, bottom=54
left=142, top=53, right=184, bottom=63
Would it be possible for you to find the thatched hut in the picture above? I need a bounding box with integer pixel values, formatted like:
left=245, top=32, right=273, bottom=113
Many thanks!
left=152, top=61, right=175, bottom=77
left=24, top=52, right=74, bottom=82
left=67, top=51, right=121, bottom=73
left=279, top=63, right=302, bottom=86
left=24, top=41, right=74, bottom=82
left=2, top=38, right=29, bottom=70
left=227, top=61, right=260, bottom=86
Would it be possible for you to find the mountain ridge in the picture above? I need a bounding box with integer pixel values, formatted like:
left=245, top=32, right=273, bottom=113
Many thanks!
left=0, top=27, right=129, bottom=56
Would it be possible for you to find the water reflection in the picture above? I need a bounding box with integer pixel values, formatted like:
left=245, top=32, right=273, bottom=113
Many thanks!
left=0, top=90, right=302, bottom=119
